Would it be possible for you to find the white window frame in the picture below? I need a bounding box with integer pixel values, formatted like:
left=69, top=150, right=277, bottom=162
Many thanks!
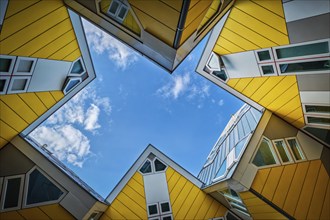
left=272, top=139, right=293, bottom=165
left=153, top=158, right=168, bottom=173
left=285, top=137, right=306, bottom=162
left=139, top=158, right=154, bottom=175
left=0, top=76, right=10, bottom=94
left=22, top=166, right=66, bottom=209
left=7, top=75, right=31, bottom=94
left=147, top=203, right=159, bottom=218
left=107, top=0, right=129, bottom=22
left=275, top=56, right=330, bottom=76
left=304, top=114, right=330, bottom=129
left=0, top=55, right=16, bottom=76
left=272, top=39, right=330, bottom=61
left=303, top=103, right=330, bottom=117
left=0, top=174, right=25, bottom=212
left=62, top=76, right=82, bottom=95
left=161, top=214, right=173, bottom=220
left=258, top=63, right=278, bottom=76
left=251, top=137, right=280, bottom=168
left=255, top=48, right=274, bottom=63
left=159, top=201, right=171, bottom=215
left=68, top=57, right=86, bottom=76
left=234, top=133, right=251, bottom=161
left=12, top=57, right=37, bottom=76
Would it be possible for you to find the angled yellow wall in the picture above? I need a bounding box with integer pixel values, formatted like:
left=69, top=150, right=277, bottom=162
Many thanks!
left=213, top=0, right=289, bottom=55
left=240, top=191, right=286, bottom=220
left=165, top=167, right=227, bottom=219
left=101, top=172, right=147, bottom=220
left=0, top=0, right=81, bottom=61
left=129, top=0, right=181, bottom=46
left=227, top=76, right=305, bottom=129
left=251, top=160, right=330, bottom=219
left=0, top=204, right=75, bottom=220
left=0, top=91, right=64, bottom=149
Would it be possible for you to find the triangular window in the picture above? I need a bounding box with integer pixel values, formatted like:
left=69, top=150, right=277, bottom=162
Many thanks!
left=252, top=138, right=278, bottom=167
left=140, top=160, right=152, bottom=174
left=154, top=159, right=166, bottom=172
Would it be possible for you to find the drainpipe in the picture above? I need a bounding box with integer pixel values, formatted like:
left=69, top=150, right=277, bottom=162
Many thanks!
left=173, top=0, right=190, bottom=49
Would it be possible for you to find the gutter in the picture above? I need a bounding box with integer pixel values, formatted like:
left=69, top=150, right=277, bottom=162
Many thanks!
left=173, top=0, right=190, bottom=49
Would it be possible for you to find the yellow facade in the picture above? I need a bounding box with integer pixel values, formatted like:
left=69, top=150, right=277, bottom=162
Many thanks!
left=213, top=0, right=289, bottom=55
left=0, top=204, right=75, bottom=220
left=251, top=160, right=329, bottom=219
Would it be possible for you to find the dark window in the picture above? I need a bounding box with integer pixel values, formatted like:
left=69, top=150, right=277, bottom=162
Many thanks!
left=109, top=1, right=120, bottom=15
left=305, top=105, right=330, bottom=114
left=0, top=58, right=12, bottom=72
left=212, top=70, right=227, bottom=81
left=4, top=177, right=21, bottom=209
left=307, top=116, right=330, bottom=125
left=148, top=204, right=158, bottom=215
left=279, top=60, right=330, bottom=74
left=257, top=50, right=271, bottom=61
left=252, top=139, right=277, bottom=167
left=0, top=79, right=6, bottom=92
left=226, top=211, right=239, bottom=220
left=276, top=42, right=329, bottom=59
left=261, top=65, right=275, bottom=75
left=161, top=202, right=170, bottom=212
left=154, top=159, right=166, bottom=172
left=162, top=216, right=172, bottom=220
left=140, top=160, right=152, bottom=174
left=304, top=126, right=330, bottom=144
left=26, top=169, right=63, bottom=205
left=71, top=60, right=84, bottom=75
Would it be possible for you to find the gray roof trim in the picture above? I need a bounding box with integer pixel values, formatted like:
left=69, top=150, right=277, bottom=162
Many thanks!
left=106, top=144, right=203, bottom=204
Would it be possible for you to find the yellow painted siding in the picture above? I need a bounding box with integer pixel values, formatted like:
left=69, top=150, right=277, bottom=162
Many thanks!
left=0, top=0, right=81, bottom=61
left=0, top=91, right=64, bottom=149
left=101, top=172, right=147, bottom=220
left=227, top=76, right=305, bottom=129
left=0, top=204, right=74, bottom=220
left=240, top=191, right=286, bottom=220
left=251, top=160, right=329, bottom=219
left=129, top=0, right=180, bottom=46
left=213, top=0, right=288, bottom=55
left=198, top=0, right=221, bottom=30
left=100, top=0, right=141, bottom=36
left=165, top=167, right=227, bottom=219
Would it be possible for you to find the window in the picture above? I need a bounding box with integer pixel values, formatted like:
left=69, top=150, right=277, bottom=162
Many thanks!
left=13, top=57, right=36, bottom=75
left=161, top=215, right=173, bottom=220
left=252, top=138, right=278, bottom=167
left=234, top=135, right=249, bottom=160
left=260, top=64, right=276, bottom=76
left=69, top=58, right=86, bottom=76
left=304, top=126, right=330, bottom=146
left=0, top=55, right=16, bottom=75
left=25, top=168, right=64, bottom=207
left=286, top=138, right=305, bottom=161
left=107, top=0, right=128, bottom=22
left=7, top=76, right=31, bottom=94
left=279, top=59, right=330, bottom=74
left=160, top=202, right=171, bottom=214
left=154, top=159, right=166, bottom=172
left=148, top=203, right=159, bottom=216
left=1, top=175, right=24, bottom=211
left=305, top=105, right=330, bottom=114
left=275, top=41, right=329, bottom=59
left=140, top=160, right=152, bottom=174
left=148, top=201, right=172, bottom=219
left=62, top=77, right=82, bottom=95
left=307, top=116, right=330, bottom=126
left=273, top=140, right=292, bottom=164
left=211, top=69, right=228, bottom=82
left=0, top=76, right=10, bottom=94
left=213, top=159, right=227, bottom=181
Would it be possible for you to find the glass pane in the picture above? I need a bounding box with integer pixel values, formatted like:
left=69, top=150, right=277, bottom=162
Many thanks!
left=304, top=126, right=330, bottom=145
left=276, top=42, right=329, bottom=59
left=148, top=204, right=158, bottom=215
left=27, top=169, right=63, bottom=205
left=212, top=70, right=227, bottom=81
left=140, top=160, right=152, bottom=173
left=235, top=136, right=248, bottom=159
left=305, top=105, right=330, bottom=114
left=274, top=140, right=290, bottom=163
left=279, top=60, right=330, bottom=74
left=208, top=54, right=220, bottom=69
left=214, top=159, right=227, bottom=180
left=161, top=202, right=170, bottom=212
left=0, top=58, right=11, bottom=72
left=257, top=50, right=271, bottom=61
left=307, top=116, right=330, bottom=125
left=12, top=78, right=27, bottom=91
left=252, top=139, right=277, bottom=167
left=117, top=6, right=127, bottom=19
left=0, top=79, right=6, bottom=92
left=287, top=139, right=303, bottom=160
left=71, top=60, right=84, bottom=74
left=154, top=159, right=166, bottom=171
left=4, top=178, right=21, bottom=209
left=109, top=1, right=119, bottom=14
left=65, top=79, right=80, bottom=93
left=17, top=60, right=33, bottom=72
left=163, top=216, right=172, bottom=220
left=261, top=65, right=274, bottom=75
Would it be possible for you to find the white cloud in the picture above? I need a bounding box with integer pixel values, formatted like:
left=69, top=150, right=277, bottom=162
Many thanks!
left=82, top=19, right=138, bottom=69
left=30, top=86, right=111, bottom=167
left=157, top=73, right=191, bottom=99
left=218, top=99, right=224, bottom=106
left=30, top=125, right=90, bottom=168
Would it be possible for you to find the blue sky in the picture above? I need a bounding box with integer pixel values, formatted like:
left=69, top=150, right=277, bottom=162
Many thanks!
left=30, top=19, right=243, bottom=198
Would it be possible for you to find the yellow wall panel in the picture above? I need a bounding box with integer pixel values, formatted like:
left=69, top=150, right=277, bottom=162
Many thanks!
left=234, top=77, right=253, bottom=92
left=5, top=0, right=40, bottom=19
left=261, top=166, right=284, bottom=201
left=171, top=180, right=193, bottom=215
left=217, top=36, right=244, bottom=54
left=214, top=204, right=227, bottom=216
left=250, top=76, right=284, bottom=102
left=282, top=161, right=309, bottom=216
left=110, top=200, right=140, bottom=219
left=272, top=164, right=297, bottom=208
left=122, top=185, right=146, bottom=209
left=266, top=84, right=299, bottom=112
left=50, top=91, right=64, bottom=102
left=169, top=176, right=187, bottom=204
left=241, top=77, right=267, bottom=97
left=276, top=96, right=301, bottom=118
left=294, top=160, right=321, bottom=219
left=0, top=137, right=7, bottom=148
left=226, top=78, right=240, bottom=88
left=247, top=204, right=278, bottom=214
left=213, top=44, right=231, bottom=55
left=184, top=192, right=206, bottom=219
left=194, top=194, right=213, bottom=219
left=123, top=11, right=141, bottom=35
left=39, top=204, right=75, bottom=220
left=18, top=207, right=51, bottom=220
left=0, top=6, right=69, bottom=55
left=221, top=28, right=260, bottom=51
left=166, top=166, right=175, bottom=181
left=283, top=107, right=303, bottom=124
left=234, top=0, right=287, bottom=33
left=251, top=167, right=270, bottom=193
left=100, top=206, right=124, bottom=220
left=18, top=93, right=47, bottom=116
left=116, top=193, right=147, bottom=219
left=63, top=49, right=81, bottom=61
left=307, top=164, right=329, bottom=219
left=0, top=211, right=25, bottom=220
left=1, top=95, right=38, bottom=124
left=167, top=170, right=181, bottom=193
left=251, top=0, right=285, bottom=17
left=11, top=19, right=73, bottom=57
left=242, top=196, right=265, bottom=207
left=1, top=0, right=63, bottom=40
left=175, top=186, right=200, bottom=219
left=180, top=8, right=207, bottom=45
left=48, top=39, right=79, bottom=61
left=0, top=120, right=17, bottom=142
left=320, top=182, right=330, bottom=220
left=0, top=101, right=28, bottom=132
left=291, top=117, right=305, bottom=129
left=185, top=0, right=212, bottom=28
left=132, top=171, right=144, bottom=186
left=127, top=177, right=145, bottom=198
left=36, top=92, right=56, bottom=109
left=204, top=199, right=220, bottom=218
